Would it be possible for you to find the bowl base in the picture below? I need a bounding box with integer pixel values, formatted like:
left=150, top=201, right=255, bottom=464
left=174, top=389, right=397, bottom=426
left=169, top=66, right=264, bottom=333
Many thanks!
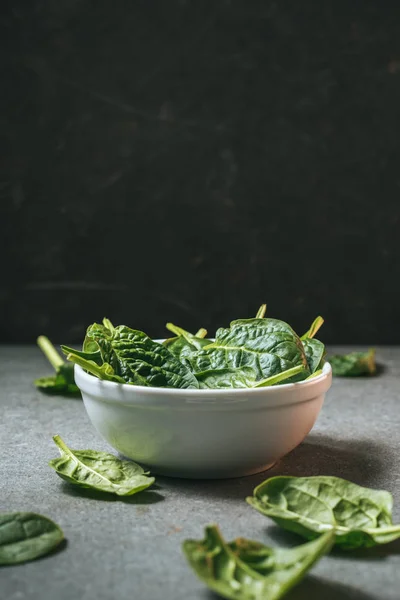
left=137, top=461, right=277, bottom=480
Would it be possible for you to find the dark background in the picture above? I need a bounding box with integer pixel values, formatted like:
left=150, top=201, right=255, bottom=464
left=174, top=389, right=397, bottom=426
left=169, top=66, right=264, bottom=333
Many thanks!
left=1, top=0, right=399, bottom=344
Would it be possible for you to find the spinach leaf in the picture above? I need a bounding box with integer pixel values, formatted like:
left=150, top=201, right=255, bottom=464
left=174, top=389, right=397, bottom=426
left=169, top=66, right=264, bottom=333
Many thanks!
left=329, top=349, right=376, bottom=376
left=34, top=336, right=80, bottom=396
left=182, top=525, right=334, bottom=600
left=302, top=338, right=325, bottom=374
left=49, top=435, right=154, bottom=496
left=0, top=513, right=64, bottom=565
left=188, top=317, right=309, bottom=383
left=195, top=367, right=257, bottom=389
left=63, top=322, right=200, bottom=389
left=163, top=323, right=211, bottom=362
left=247, top=475, right=400, bottom=549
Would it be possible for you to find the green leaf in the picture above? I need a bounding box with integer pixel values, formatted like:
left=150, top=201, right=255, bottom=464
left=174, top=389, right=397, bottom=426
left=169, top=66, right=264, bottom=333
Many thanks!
left=195, top=367, right=257, bottom=389
left=189, top=318, right=309, bottom=382
left=63, top=323, right=200, bottom=389
left=0, top=513, right=64, bottom=565
left=35, top=336, right=80, bottom=396
left=49, top=435, right=154, bottom=496
left=302, top=338, right=325, bottom=374
left=110, top=326, right=200, bottom=388
left=163, top=323, right=211, bottom=362
left=247, top=475, right=400, bottom=549
left=329, top=349, right=376, bottom=376
left=182, top=525, right=334, bottom=600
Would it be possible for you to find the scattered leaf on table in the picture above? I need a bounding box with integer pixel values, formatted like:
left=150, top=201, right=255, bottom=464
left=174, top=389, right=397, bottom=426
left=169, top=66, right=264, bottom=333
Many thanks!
left=329, top=349, right=376, bottom=376
left=49, top=435, right=154, bottom=496
left=183, top=524, right=334, bottom=600
left=247, top=475, right=400, bottom=549
left=0, top=512, right=64, bottom=565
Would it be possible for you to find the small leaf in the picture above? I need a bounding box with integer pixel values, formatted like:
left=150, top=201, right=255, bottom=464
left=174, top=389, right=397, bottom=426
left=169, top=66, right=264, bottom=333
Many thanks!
left=302, top=338, right=325, bottom=374
left=329, top=349, right=376, bottom=376
left=0, top=513, right=64, bottom=565
left=49, top=435, right=154, bottom=496
left=183, top=525, right=334, bottom=600
left=247, top=475, right=400, bottom=549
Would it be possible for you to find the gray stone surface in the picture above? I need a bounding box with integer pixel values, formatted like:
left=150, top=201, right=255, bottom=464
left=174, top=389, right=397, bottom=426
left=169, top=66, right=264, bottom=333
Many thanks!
left=1, top=345, right=400, bottom=600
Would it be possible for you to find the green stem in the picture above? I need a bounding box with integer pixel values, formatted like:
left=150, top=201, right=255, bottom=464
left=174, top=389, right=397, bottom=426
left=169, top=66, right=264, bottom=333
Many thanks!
left=165, top=322, right=186, bottom=337
left=301, top=316, right=324, bottom=340
left=366, top=525, right=400, bottom=535
left=53, top=434, right=71, bottom=456
left=254, top=365, right=306, bottom=388
left=194, top=328, right=208, bottom=339
left=37, top=336, right=64, bottom=371
left=255, top=304, right=267, bottom=319
left=65, top=353, right=121, bottom=382
left=306, top=369, right=323, bottom=380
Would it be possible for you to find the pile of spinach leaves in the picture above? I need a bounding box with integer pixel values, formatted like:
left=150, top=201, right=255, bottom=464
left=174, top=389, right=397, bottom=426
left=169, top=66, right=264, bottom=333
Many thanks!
left=183, top=474, right=400, bottom=599
left=61, top=306, right=326, bottom=390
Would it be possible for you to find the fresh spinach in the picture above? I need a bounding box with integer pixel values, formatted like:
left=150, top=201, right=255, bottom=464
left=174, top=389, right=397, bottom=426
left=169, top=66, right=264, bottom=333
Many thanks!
left=302, top=338, right=325, bottom=374
left=247, top=475, right=400, bottom=549
left=329, top=349, right=376, bottom=376
left=34, top=336, right=80, bottom=396
left=183, top=525, right=334, bottom=600
left=63, top=321, right=199, bottom=389
left=49, top=435, right=154, bottom=496
left=195, top=367, right=257, bottom=388
left=187, top=317, right=310, bottom=383
left=61, top=308, right=328, bottom=389
left=163, top=323, right=211, bottom=362
left=0, top=512, right=64, bottom=565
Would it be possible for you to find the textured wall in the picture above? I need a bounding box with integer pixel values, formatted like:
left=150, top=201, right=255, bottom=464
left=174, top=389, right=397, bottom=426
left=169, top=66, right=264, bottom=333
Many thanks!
left=2, top=1, right=400, bottom=343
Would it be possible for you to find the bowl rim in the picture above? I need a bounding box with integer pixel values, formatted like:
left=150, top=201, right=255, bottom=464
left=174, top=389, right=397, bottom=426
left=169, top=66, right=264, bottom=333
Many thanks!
left=74, top=361, right=332, bottom=397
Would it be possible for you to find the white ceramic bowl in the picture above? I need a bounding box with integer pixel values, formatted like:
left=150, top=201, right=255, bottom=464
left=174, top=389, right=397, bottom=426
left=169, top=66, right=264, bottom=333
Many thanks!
left=74, top=360, right=332, bottom=479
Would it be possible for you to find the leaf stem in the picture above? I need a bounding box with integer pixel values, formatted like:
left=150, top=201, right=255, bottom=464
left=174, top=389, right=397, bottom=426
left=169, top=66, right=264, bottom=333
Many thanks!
left=254, top=365, right=307, bottom=387
left=37, top=336, right=64, bottom=371
left=195, top=328, right=208, bottom=338
left=65, top=352, right=122, bottom=382
left=301, top=316, right=324, bottom=340
left=53, top=434, right=71, bottom=457
left=255, top=304, right=267, bottom=319
left=306, top=369, right=323, bottom=380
